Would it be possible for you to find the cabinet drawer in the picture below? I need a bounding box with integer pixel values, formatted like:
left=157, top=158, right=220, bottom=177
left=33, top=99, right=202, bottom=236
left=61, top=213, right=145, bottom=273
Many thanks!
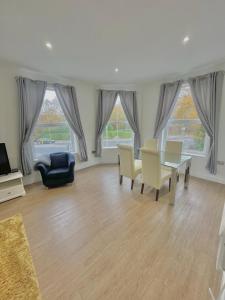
left=0, top=185, right=25, bottom=203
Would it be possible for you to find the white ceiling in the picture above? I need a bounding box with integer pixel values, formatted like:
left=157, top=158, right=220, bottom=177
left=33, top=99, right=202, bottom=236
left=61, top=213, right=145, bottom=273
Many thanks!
left=0, top=0, right=225, bottom=83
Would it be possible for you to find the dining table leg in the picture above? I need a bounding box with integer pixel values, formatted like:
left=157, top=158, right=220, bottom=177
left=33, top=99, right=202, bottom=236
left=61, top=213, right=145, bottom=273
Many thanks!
left=169, top=167, right=178, bottom=205
left=184, top=159, right=191, bottom=189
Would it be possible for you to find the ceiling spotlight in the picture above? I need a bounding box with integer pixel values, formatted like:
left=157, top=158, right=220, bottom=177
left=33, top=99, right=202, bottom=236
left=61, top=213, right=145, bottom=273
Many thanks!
left=182, top=36, right=190, bottom=45
left=115, top=68, right=119, bottom=73
left=45, top=42, right=53, bottom=50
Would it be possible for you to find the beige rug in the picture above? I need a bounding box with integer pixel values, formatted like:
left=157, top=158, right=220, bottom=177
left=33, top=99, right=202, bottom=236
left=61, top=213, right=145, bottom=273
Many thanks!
left=0, top=214, right=41, bottom=300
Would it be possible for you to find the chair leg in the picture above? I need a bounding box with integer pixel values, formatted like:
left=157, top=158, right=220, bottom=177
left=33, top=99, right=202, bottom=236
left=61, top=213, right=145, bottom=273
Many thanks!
left=177, top=174, right=179, bottom=182
left=120, top=175, right=123, bottom=185
left=131, top=179, right=134, bottom=190
left=141, top=183, right=144, bottom=194
left=156, top=189, right=159, bottom=201
left=169, top=178, right=171, bottom=192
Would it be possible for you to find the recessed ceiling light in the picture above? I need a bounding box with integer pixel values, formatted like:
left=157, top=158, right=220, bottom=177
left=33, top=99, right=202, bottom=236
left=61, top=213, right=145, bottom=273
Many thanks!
left=115, top=67, right=119, bottom=73
left=182, top=36, right=190, bottom=45
left=45, top=42, right=53, bottom=50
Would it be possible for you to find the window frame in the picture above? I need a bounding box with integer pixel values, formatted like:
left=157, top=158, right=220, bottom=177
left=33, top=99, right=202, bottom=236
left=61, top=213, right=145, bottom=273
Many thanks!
left=102, top=95, right=134, bottom=149
left=32, top=86, right=76, bottom=160
left=161, top=83, right=209, bottom=157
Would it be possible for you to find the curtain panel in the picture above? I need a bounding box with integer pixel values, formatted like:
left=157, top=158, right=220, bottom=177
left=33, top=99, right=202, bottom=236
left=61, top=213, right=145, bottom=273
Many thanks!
left=188, top=71, right=224, bottom=174
left=153, top=80, right=183, bottom=138
left=119, top=91, right=141, bottom=158
left=16, top=77, right=47, bottom=175
left=95, top=90, right=118, bottom=157
left=53, top=84, right=88, bottom=161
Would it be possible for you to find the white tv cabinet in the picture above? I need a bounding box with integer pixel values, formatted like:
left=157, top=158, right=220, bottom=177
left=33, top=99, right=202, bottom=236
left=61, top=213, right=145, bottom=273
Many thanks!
left=0, top=171, right=26, bottom=204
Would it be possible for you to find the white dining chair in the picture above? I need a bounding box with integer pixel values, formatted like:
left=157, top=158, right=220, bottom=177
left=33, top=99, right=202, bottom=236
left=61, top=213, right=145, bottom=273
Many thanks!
left=144, top=138, right=158, bottom=151
left=118, top=145, right=142, bottom=190
left=165, top=141, right=183, bottom=154
left=140, top=148, right=172, bottom=201
left=165, top=141, right=183, bottom=181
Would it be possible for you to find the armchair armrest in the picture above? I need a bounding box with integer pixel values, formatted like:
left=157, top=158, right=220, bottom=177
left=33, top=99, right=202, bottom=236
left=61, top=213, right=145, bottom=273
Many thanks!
left=34, top=162, right=50, bottom=176
left=68, top=153, right=75, bottom=172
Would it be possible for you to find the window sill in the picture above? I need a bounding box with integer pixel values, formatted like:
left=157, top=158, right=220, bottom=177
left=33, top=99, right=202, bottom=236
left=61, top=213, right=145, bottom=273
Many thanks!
left=102, top=147, right=118, bottom=150
left=33, top=151, right=78, bottom=162
left=101, top=148, right=206, bottom=157
left=102, top=147, right=206, bottom=159
left=183, top=152, right=206, bottom=158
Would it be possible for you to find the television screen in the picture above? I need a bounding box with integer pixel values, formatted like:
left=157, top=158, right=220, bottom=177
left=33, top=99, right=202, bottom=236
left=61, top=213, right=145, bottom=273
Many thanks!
left=0, top=143, right=11, bottom=175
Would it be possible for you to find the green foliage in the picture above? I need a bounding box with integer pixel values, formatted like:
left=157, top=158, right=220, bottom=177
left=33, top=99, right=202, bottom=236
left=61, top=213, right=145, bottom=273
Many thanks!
left=172, top=95, right=199, bottom=120
left=103, top=129, right=133, bottom=139
left=103, top=100, right=133, bottom=141
left=110, top=104, right=127, bottom=121
left=33, top=126, right=70, bottom=141
left=168, top=120, right=205, bottom=152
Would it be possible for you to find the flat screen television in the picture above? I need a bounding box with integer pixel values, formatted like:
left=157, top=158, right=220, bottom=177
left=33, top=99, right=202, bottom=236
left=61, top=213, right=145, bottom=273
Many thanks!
left=0, top=143, right=11, bottom=175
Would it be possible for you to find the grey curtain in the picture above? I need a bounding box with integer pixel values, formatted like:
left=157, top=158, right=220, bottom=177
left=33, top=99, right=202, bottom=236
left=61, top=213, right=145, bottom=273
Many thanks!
left=119, top=91, right=141, bottom=158
left=153, top=80, right=183, bottom=138
left=16, top=77, right=47, bottom=175
left=53, top=84, right=88, bottom=161
left=188, top=71, right=224, bottom=174
left=95, top=90, right=118, bottom=157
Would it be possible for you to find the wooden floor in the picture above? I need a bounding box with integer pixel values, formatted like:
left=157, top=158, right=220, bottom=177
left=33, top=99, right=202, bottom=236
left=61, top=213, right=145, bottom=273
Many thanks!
left=0, top=165, right=224, bottom=300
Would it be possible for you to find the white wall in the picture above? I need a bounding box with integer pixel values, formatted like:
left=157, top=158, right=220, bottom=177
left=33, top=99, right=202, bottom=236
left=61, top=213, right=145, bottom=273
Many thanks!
left=140, top=71, right=225, bottom=184
left=0, top=62, right=20, bottom=173
left=0, top=61, right=100, bottom=185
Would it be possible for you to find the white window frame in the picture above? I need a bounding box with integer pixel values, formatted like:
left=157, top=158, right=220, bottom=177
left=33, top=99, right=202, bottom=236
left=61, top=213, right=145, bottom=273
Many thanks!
left=32, top=86, right=76, bottom=160
left=161, top=83, right=209, bottom=157
left=102, top=95, right=134, bottom=149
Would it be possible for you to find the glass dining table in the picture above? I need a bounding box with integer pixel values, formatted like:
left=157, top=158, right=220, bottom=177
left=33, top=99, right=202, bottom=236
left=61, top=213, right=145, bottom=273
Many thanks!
left=139, top=151, right=192, bottom=205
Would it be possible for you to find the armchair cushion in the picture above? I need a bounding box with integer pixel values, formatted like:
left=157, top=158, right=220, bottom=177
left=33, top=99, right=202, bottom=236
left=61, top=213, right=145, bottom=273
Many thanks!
left=50, top=152, right=68, bottom=169
left=47, top=168, right=70, bottom=179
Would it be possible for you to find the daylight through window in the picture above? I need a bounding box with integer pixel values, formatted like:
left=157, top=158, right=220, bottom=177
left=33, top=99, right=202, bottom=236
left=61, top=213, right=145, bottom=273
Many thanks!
left=32, top=89, right=75, bottom=159
left=162, top=84, right=208, bottom=155
left=102, top=96, right=134, bottom=148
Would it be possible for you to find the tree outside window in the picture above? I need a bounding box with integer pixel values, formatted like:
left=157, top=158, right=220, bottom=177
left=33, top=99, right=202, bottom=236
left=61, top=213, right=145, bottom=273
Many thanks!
left=102, top=96, right=134, bottom=148
left=32, top=89, right=75, bottom=159
left=162, top=84, right=208, bottom=155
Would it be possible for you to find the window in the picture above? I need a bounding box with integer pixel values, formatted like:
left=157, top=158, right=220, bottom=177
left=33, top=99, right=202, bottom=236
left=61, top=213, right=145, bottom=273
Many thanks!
left=162, top=83, right=208, bottom=155
left=32, top=89, right=75, bottom=159
left=102, top=96, right=134, bottom=148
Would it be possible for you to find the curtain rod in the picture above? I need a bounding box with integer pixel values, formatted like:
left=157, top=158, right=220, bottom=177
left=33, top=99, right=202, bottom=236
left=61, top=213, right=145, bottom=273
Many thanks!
left=97, top=88, right=136, bottom=92
left=163, top=70, right=225, bottom=84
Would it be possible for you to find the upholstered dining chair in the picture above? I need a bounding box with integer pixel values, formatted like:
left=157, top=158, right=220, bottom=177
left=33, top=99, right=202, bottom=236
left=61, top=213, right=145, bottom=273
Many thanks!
left=144, top=138, right=158, bottom=151
left=165, top=141, right=183, bottom=181
left=118, top=145, right=142, bottom=190
left=140, top=148, right=172, bottom=201
left=165, top=141, right=183, bottom=154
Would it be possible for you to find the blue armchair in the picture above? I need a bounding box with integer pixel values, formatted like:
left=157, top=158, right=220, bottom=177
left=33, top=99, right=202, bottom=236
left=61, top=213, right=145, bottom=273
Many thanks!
left=35, top=152, right=75, bottom=188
